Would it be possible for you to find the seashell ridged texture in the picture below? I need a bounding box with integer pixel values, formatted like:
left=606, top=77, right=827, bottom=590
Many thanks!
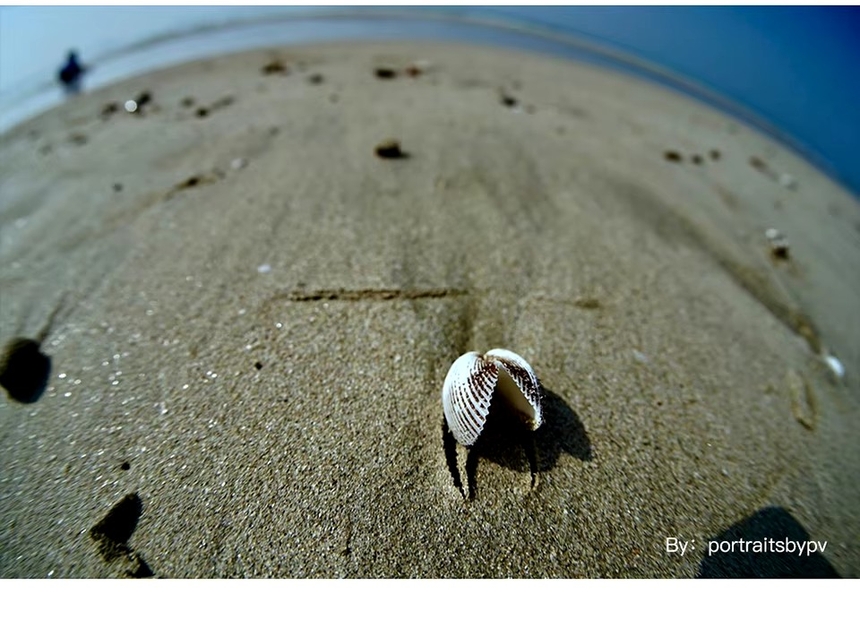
left=442, top=348, right=542, bottom=447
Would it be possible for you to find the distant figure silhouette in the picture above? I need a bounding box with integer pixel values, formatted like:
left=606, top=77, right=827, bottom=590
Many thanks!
left=58, top=50, right=85, bottom=94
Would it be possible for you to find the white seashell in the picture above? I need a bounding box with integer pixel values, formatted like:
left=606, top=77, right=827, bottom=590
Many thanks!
left=442, top=348, right=542, bottom=447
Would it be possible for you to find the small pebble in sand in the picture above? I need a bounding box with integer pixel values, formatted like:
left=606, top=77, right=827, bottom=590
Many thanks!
left=500, top=93, right=519, bottom=108
left=823, top=354, right=845, bottom=380
left=632, top=350, right=649, bottom=364
left=765, top=227, right=790, bottom=260
left=257, top=263, right=272, bottom=274
left=749, top=155, right=769, bottom=173
left=691, top=154, right=703, bottom=165
left=262, top=60, right=288, bottom=75
left=779, top=172, right=797, bottom=190
left=374, top=67, right=397, bottom=79
left=124, top=100, right=138, bottom=113
left=374, top=139, right=409, bottom=160
left=663, top=150, right=683, bottom=163
left=443, top=349, right=542, bottom=447
left=307, top=73, right=324, bottom=85
left=709, top=149, right=721, bottom=161
left=230, top=157, right=248, bottom=170
left=113, top=183, right=123, bottom=192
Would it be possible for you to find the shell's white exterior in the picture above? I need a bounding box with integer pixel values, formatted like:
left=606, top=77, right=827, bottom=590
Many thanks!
left=442, top=348, right=542, bottom=447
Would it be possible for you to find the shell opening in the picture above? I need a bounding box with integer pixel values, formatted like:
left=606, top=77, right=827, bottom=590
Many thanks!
left=495, top=367, right=539, bottom=430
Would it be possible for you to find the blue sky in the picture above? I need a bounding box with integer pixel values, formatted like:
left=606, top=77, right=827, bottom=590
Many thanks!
left=1, top=6, right=858, bottom=195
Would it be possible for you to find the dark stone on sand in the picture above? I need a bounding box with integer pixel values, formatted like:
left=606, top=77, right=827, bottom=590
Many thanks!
left=374, top=140, right=409, bottom=160
left=261, top=60, right=288, bottom=75
left=0, top=338, right=52, bottom=404
left=664, top=150, right=683, bottom=163
left=374, top=67, right=397, bottom=79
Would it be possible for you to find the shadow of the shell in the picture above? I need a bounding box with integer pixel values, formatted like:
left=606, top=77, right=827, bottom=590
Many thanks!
left=442, top=386, right=591, bottom=499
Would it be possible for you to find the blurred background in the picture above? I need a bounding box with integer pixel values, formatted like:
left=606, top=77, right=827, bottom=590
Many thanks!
left=1, top=5, right=858, bottom=196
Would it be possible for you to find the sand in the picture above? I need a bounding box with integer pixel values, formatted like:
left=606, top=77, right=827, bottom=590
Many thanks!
left=0, top=42, right=858, bottom=578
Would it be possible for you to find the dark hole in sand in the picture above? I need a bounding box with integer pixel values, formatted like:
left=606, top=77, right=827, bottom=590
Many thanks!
left=691, top=154, right=703, bottom=165
left=120, top=461, right=131, bottom=471
left=308, top=73, right=324, bottom=85
left=443, top=387, right=590, bottom=499
left=374, top=140, right=409, bottom=160
left=500, top=94, right=518, bottom=108
left=254, top=361, right=263, bottom=370
left=374, top=67, right=397, bottom=79
left=195, top=107, right=209, bottom=118
left=183, top=176, right=200, bottom=188
left=0, top=338, right=52, bottom=404
left=709, top=149, right=721, bottom=161
left=698, top=506, right=840, bottom=578
left=181, top=96, right=195, bottom=108
left=112, top=182, right=123, bottom=192
left=90, top=493, right=153, bottom=578
left=664, top=150, right=683, bottom=163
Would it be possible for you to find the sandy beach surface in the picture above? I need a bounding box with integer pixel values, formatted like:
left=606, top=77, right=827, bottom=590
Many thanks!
left=1, top=42, right=858, bottom=578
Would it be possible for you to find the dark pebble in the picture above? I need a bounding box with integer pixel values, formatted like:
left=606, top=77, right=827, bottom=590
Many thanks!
left=0, top=338, right=52, bottom=404
left=375, top=140, right=409, bottom=160
left=261, top=60, right=288, bottom=75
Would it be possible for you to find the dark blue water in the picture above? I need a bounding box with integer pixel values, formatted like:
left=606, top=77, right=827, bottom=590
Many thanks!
left=1, top=6, right=858, bottom=196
